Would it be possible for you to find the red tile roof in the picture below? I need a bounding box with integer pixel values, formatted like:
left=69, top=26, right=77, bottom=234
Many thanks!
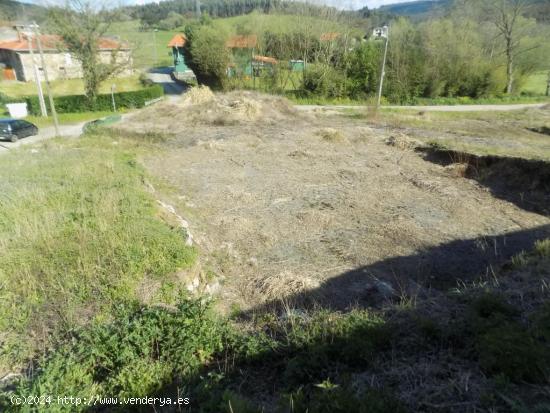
left=0, top=34, right=128, bottom=52
left=167, top=33, right=187, bottom=48
left=226, top=34, right=258, bottom=49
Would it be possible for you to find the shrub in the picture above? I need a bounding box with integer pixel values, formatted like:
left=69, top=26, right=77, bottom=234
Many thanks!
left=187, top=23, right=231, bottom=89
left=469, top=293, right=518, bottom=330
left=2, top=299, right=228, bottom=412
left=476, top=323, right=549, bottom=383
left=24, top=85, right=164, bottom=114
left=534, top=239, right=550, bottom=258
left=468, top=294, right=550, bottom=383
left=302, top=64, right=347, bottom=98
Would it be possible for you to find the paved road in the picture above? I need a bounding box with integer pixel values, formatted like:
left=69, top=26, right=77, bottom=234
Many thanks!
left=147, top=67, right=187, bottom=99
left=0, top=122, right=85, bottom=154
left=0, top=68, right=188, bottom=154
left=0, top=113, right=131, bottom=154
left=296, top=102, right=548, bottom=112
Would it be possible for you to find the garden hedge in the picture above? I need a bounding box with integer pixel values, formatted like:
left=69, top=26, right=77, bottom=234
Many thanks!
left=24, top=85, right=164, bottom=115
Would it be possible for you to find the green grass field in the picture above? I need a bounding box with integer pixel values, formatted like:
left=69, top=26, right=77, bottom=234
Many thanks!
left=522, top=71, right=549, bottom=95
left=0, top=131, right=196, bottom=370
left=345, top=107, right=550, bottom=160
left=24, top=111, right=122, bottom=128
left=214, top=11, right=359, bottom=37
left=0, top=75, right=144, bottom=98
left=108, top=21, right=177, bottom=69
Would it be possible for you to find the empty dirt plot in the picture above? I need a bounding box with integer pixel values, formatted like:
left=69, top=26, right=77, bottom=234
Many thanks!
left=116, top=91, right=550, bottom=311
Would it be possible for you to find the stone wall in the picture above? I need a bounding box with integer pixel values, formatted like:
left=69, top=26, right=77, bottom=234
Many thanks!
left=6, top=49, right=133, bottom=82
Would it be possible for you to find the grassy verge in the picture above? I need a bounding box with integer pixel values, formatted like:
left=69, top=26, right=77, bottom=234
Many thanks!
left=0, top=132, right=196, bottom=370
left=522, top=71, right=549, bottom=95
left=24, top=111, right=123, bottom=128
left=408, top=94, right=550, bottom=106
left=288, top=95, right=370, bottom=106
left=0, top=76, right=144, bottom=98
left=342, top=106, right=550, bottom=161
left=289, top=94, right=550, bottom=106
left=107, top=21, right=176, bottom=69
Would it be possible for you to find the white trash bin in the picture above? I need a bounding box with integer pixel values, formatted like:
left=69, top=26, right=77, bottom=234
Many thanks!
left=6, top=102, right=28, bottom=119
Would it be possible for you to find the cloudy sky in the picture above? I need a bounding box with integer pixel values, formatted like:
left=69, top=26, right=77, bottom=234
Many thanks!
left=30, top=0, right=422, bottom=10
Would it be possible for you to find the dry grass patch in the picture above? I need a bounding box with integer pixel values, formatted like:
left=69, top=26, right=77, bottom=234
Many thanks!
left=317, top=128, right=348, bottom=143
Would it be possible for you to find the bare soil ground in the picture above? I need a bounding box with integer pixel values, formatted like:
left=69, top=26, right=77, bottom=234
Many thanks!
left=115, top=91, right=550, bottom=312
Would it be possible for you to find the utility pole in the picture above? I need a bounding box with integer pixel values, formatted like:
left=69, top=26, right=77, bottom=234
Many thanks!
left=153, top=29, right=158, bottom=67
left=111, top=84, right=117, bottom=112
left=546, top=71, right=550, bottom=97
left=32, top=22, right=59, bottom=136
left=374, top=25, right=389, bottom=108
left=25, top=32, right=47, bottom=117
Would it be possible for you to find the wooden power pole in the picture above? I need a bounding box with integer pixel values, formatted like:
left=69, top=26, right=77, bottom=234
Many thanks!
left=26, top=34, right=47, bottom=117
left=33, top=22, right=59, bottom=136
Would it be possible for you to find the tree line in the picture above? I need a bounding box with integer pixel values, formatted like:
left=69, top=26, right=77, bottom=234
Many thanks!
left=124, top=0, right=354, bottom=28
left=178, top=0, right=549, bottom=103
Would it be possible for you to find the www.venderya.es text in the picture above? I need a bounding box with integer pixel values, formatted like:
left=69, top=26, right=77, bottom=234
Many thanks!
left=10, top=395, right=190, bottom=407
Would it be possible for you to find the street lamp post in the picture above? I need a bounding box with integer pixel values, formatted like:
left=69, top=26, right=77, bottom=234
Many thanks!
left=153, top=29, right=158, bottom=67
left=373, top=25, right=389, bottom=108
left=111, top=84, right=117, bottom=112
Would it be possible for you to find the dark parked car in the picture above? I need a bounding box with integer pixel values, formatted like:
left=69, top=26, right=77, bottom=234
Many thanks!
left=0, top=119, right=39, bottom=143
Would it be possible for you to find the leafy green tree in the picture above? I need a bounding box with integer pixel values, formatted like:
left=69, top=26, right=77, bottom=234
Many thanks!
left=49, top=1, right=126, bottom=105
left=482, top=0, right=536, bottom=94
left=186, top=22, right=231, bottom=88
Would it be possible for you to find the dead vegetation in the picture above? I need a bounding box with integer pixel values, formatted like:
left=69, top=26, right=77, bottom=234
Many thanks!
left=121, top=87, right=298, bottom=134
left=115, top=92, right=550, bottom=314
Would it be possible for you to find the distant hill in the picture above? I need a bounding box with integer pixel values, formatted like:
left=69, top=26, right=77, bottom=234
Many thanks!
left=377, top=0, right=452, bottom=18
left=0, top=0, right=48, bottom=24
left=374, top=0, right=548, bottom=22
left=124, top=0, right=346, bottom=27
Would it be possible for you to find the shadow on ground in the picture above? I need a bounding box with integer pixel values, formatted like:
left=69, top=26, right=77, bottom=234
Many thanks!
left=118, top=225, right=550, bottom=413
left=417, top=147, right=550, bottom=216
left=243, top=224, right=550, bottom=314
left=146, top=67, right=188, bottom=96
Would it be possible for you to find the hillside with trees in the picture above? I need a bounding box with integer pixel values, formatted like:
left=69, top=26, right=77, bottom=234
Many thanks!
left=123, top=0, right=351, bottom=29
left=0, top=0, right=48, bottom=23
left=172, top=0, right=549, bottom=103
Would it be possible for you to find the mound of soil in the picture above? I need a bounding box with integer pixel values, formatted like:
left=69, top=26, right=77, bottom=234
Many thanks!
left=121, top=88, right=298, bottom=135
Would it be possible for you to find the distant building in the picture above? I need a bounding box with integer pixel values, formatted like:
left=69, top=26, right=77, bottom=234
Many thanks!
left=0, top=25, right=132, bottom=82
left=226, top=35, right=258, bottom=78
